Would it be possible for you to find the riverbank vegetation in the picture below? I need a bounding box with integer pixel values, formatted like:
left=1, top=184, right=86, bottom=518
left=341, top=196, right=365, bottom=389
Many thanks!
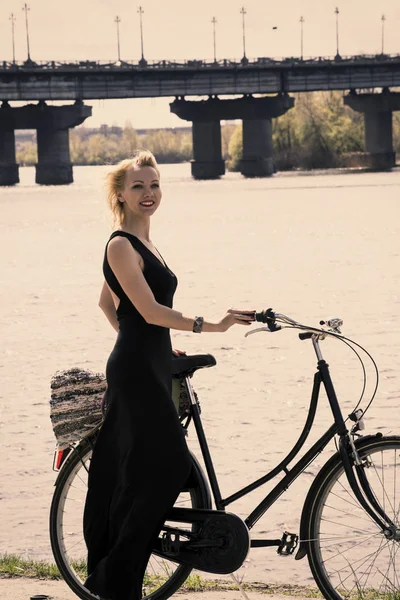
left=229, top=91, right=400, bottom=171
left=15, top=92, right=400, bottom=171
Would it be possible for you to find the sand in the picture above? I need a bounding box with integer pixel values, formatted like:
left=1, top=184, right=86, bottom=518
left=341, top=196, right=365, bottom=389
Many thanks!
left=1, top=578, right=81, bottom=600
left=0, top=578, right=312, bottom=600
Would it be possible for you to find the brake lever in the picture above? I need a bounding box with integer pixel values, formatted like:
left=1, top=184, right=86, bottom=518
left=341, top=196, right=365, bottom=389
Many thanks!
left=244, top=324, right=282, bottom=338
left=245, top=326, right=271, bottom=337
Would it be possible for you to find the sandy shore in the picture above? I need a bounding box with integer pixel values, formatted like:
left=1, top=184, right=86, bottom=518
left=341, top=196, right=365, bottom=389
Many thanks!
left=0, top=578, right=313, bottom=600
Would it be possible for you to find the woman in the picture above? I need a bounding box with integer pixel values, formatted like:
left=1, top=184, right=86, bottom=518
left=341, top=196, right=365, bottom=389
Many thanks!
left=83, top=150, right=254, bottom=600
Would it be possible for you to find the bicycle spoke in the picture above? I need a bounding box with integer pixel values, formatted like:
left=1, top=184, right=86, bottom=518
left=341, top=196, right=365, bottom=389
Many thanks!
left=320, top=516, right=368, bottom=533
left=382, top=451, right=385, bottom=518
left=71, top=466, right=90, bottom=489
left=359, top=535, right=386, bottom=594
left=394, top=449, right=400, bottom=524
left=337, top=545, right=384, bottom=597
left=63, top=493, right=85, bottom=502
left=316, top=530, right=380, bottom=542
left=324, top=502, right=375, bottom=524
left=318, top=531, right=382, bottom=552
left=64, top=537, right=87, bottom=554
left=336, top=477, right=366, bottom=511
left=320, top=532, right=382, bottom=566
left=379, top=540, right=400, bottom=592
left=309, top=439, right=400, bottom=600
left=329, top=487, right=380, bottom=529
left=368, top=456, right=396, bottom=517
left=326, top=538, right=390, bottom=586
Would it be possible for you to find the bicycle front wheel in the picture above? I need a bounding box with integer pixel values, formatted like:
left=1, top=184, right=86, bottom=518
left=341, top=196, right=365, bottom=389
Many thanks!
left=50, top=435, right=211, bottom=600
left=307, top=435, right=400, bottom=600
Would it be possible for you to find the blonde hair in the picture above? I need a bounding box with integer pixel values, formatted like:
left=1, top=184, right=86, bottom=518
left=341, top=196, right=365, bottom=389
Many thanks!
left=105, top=150, right=160, bottom=226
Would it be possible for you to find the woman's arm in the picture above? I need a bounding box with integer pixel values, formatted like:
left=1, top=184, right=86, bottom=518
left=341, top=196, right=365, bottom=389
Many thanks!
left=99, top=280, right=119, bottom=333
left=107, top=237, right=253, bottom=333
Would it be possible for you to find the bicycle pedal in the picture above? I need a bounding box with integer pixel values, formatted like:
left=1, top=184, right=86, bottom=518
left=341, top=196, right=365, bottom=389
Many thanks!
left=277, top=531, right=298, bottom=556
left=161, top=532, right=180, bottom=556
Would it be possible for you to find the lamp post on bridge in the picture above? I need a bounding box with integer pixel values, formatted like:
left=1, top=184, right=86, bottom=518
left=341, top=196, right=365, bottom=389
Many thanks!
left=9, top=13, right=16, bottom=64
left=115, top=15, right=121, bottom=61
left=211, top=16, right=217, bottom=63
left=240, top=6, right=248, bottom=65
left=22, top=3, right=31, bottom=62
left=381, top=14, right=386, bottom=55
left=334, top=7, right=340, bottom=59
left=299, top=16, right=304, bottom=60
left=137, top=6, right=147, bottom=66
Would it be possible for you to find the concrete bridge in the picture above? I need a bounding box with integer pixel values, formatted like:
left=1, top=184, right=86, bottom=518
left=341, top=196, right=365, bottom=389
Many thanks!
left=1, top=54, right=400, bottom=185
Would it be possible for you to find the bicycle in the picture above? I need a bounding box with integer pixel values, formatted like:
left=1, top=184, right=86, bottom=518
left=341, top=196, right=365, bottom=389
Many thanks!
left=50, top=309, right=400, bottom=600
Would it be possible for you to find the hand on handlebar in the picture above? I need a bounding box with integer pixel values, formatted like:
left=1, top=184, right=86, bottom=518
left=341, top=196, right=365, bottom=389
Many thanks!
left=217, top=309, right=256, bottom=332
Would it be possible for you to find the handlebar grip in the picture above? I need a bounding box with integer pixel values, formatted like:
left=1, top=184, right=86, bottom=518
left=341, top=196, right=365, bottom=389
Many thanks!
left=255, top=308, right=275, bottom=323
left=299, top=332, right=314, bottom=341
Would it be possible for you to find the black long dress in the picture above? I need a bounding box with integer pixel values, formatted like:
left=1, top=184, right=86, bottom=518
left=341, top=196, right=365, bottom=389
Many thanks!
left=83, top=231, right=192, bottom=600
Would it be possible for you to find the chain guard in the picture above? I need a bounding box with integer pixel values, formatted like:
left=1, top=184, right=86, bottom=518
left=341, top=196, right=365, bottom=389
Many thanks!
left=154, top=507, right=250, bottom=574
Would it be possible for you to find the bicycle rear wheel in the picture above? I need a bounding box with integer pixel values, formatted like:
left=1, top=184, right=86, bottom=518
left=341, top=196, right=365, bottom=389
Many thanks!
left=307, top=435, right=400, bottom=600
left=50, top=435, right=211, bottom=600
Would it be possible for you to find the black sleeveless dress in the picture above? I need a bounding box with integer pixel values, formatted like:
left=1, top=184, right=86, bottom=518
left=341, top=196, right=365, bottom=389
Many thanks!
left=83, top=231, right=192, bottom=600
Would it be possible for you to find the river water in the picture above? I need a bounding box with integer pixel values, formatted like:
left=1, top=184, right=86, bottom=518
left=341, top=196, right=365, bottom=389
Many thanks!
left=0, top=164, right=399, bottom=587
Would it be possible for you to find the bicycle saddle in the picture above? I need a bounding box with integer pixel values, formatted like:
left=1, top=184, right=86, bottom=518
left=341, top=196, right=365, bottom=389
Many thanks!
left=172, top=353, right=216, bottom=378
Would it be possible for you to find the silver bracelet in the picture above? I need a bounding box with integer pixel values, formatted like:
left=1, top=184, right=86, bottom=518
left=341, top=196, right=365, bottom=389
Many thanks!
left=193, top=316, right=204, bottom=333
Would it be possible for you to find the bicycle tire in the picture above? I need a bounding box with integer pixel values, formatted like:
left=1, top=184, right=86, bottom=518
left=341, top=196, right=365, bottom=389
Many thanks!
left=50, top=435, right=211, bottom=600
left=306, top=435, right=400, bottom=600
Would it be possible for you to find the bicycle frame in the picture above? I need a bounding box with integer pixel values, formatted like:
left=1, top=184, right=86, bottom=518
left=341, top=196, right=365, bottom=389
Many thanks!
left=182, top=336, right=395, bottom=549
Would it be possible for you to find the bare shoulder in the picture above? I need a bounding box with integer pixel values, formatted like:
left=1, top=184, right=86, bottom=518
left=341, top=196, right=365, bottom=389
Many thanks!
left=108, top=235, right=132, bottom=252
left=107, top=236, right=143, bottom=269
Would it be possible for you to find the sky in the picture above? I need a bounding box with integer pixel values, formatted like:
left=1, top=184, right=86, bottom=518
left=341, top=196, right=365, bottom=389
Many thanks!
left=1, top=0, right=400, bottom=129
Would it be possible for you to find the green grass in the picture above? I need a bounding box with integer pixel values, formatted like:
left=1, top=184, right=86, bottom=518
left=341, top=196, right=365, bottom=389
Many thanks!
left=0, top=553, right=322, bottom=597
left=1, top=553, right=399, bottom=599
left=0, top=553, right=62, bottom=579
left=0, top=553, right=321, bottom=596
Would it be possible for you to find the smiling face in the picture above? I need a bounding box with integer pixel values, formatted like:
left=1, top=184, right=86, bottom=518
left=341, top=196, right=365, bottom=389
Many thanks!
left=118, top=165, right=162, bottom=221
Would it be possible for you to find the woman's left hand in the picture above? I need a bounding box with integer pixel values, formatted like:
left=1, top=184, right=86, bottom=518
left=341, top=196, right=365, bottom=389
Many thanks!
left=172, top=349, right=187, bottom=356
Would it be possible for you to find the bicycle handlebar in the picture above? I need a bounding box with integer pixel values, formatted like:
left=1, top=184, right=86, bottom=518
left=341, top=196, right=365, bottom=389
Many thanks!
left=255, top=309, right=300, bottom=327
left=298, top=332, right=314, bottom=341
left=255, top=309, right=275, bottom=323
left=249, top=309, right=379, bottom=431
left=252, top=309, right=343, bottom=339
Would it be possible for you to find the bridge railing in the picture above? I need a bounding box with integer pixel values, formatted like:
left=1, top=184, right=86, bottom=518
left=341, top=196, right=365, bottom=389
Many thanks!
left=2, top=53, right=400, bottom=71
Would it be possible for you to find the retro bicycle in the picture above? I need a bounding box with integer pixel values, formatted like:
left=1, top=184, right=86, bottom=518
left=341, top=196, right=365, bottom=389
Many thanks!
left=50, top=310, right=400, bottom=600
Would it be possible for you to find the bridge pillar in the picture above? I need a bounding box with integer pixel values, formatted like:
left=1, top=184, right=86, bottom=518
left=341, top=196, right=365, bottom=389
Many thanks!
left=241, top=118, right=274, bottom=177
left=36, top=128, right=73, bottom=185
left=0, top=101, right=91, bottom=185
left=170, top=94, right=294, bottom=179
left=170, top=97, right=225, bottom=179
left=34, top=102, right=92, bottom=185
left=0, top=129, right=19, bottom=186
left=239, top=94, right=294, bottom=177
left=191, top=120, right=225, bottom=179
left=344, top=91, right=400, bottom=170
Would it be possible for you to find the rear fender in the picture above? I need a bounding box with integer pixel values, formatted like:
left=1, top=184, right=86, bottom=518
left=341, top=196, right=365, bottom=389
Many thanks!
left=181, top=451, right=212, bottom=508
left=53, top=435, right=96, bottom=487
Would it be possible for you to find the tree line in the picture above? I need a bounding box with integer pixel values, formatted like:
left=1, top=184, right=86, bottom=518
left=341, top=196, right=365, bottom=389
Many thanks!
left=16, top=92, right=400, bottom=170
left=229, top=91, right=400, bottom=170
